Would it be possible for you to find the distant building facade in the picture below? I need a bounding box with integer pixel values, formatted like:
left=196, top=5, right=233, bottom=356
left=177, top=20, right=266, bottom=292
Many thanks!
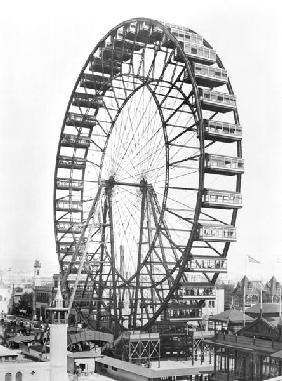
left=264, top=276, right=281, bottom=303
left=233, top=275, right=261, bottom=309
left=233, top=276, right=282, bottom=312
left=0, top=287, right=11, bottom=315
left=32, top=260, right=59, bottom=320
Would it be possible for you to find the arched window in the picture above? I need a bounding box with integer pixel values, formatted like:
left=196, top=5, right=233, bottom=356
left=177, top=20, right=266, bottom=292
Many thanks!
left=5, top=373, right=12, bottom=381
left=16, top=372, right=23, bottom=381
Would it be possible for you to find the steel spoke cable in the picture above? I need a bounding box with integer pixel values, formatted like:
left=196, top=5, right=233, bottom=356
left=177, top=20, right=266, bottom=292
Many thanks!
left=112, top=199, right=137, bottom=272
left=145, top=85, right=191, bottom=172
left=153, top=188, right=194, bottom=211
left=110, top=86, right=146, bottom=173
left=111, top=80, right=145, bottom=162
left=114, top=91, right=161, bottom=175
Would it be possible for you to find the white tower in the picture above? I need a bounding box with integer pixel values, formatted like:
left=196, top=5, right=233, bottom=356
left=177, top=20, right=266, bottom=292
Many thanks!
left=32, top=259, right=42, bottom=320
left=33, top=259, right=41, bottom=287
left=47, top=280, right=68, bottom=381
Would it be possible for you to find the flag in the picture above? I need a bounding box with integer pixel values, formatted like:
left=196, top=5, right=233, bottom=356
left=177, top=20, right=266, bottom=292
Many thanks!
left=247, top=255, right=261, bottom=264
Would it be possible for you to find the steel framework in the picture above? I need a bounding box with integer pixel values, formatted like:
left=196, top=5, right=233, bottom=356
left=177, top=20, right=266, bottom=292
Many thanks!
left=54, top=18, right=243, bottom=336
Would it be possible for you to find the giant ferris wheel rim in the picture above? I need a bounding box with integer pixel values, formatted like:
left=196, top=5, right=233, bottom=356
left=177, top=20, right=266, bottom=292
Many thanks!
left=54, top=17, right=243, bottom=333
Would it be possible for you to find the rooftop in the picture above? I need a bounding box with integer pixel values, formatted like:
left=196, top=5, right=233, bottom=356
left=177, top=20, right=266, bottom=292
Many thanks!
left=68, top=329, right=114, bottom=345
left=96, top=356, right=213, bottom=378
left=0, top=345, right=18, bottom=357
left=8, top=335, right=35, bottom=344
left=67, top=350, right=101, bottom=359
left=210, top=309, right=253, bottom=324
left=206, top=330, right=282, bottom=354
left=246, top=303, right=281, bottom=315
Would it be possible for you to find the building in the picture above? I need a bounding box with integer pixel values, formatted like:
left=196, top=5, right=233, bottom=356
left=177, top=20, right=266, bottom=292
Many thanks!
left=233, top=276, right=282, bottom=311
left=217, top=281, right=236, bottom=310
left=96, top=355, right=212, bottom=381
left=209, top=309, right=254, bottom=333
left=206, top=317, right=282, bottom=380
left=245, top=303, right=282, bottom=323
left=0, top=287, right=11, bottom=315
left=265, top=277, right=282, bottom=303
left=67, top=349, right=101, bottom=375
left=32, top=260, right=59, bottom=320
left=233, top=275, right=261, bottom=309
left=202, top=289, right=225, bottom=318
left=0, top=280, right=70, bottom=381
left=0, top=343, right=50, bottom=381
left=0, top=345, right=18, bottom=362
left=0, top=360, right=50, bottom=381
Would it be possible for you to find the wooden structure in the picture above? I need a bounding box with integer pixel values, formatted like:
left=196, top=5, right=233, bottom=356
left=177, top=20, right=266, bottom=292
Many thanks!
left=128, top=332, right=160, bottom=366
left=206, top=318, right=282, bottom=380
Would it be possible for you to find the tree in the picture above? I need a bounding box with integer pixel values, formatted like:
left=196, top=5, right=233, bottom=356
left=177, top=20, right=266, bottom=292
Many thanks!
left=11, top=292, right=33, bottom=318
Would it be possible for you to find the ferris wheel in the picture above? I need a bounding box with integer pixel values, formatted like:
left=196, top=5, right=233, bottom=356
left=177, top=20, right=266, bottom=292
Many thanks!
left=54, top=17, right=243, bottom=335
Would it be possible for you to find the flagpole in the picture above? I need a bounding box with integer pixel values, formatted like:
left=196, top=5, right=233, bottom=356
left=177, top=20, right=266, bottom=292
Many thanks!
left=279, top=284, right=282, bottom=319
left=260, top=281, right=263, bottom=318
left=246, top=255, right=262, bottom=322
left=243, top=277, right=246, bottom=327
left=243, top=255, right=247, bottom=328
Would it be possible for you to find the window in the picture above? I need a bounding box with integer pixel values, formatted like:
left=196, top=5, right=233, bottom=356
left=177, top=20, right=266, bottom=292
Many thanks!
left=191, top=47, right=197, bottom=55
left=211, top=93, right=218, bottom=101
left=5, top=374, right=12, bottom=381
left=16, top=372, right=23, bottom=381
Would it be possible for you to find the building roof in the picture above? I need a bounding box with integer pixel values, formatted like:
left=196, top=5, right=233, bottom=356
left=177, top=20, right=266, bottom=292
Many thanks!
left=209, top=309, right=253, bottom=324
left=67, top=350, right=101, bottom=359
left=266, top=317, right=282, bottom=327
left=237, top=317, right=280, bottom=340
left=8, top=335, right=35, bottom=344
left=206, top=323, right=282, bottom=354
left=129, top=332, right=159, bottom=341
left=68, top=330, right=114, bottom=345
left=0, top=345, right=18, bottom=357
left=271, top=350, right=282, bottom=359
left=96, top=356, right=213, bottom=378
left=246, top=303, right=281, bottom=315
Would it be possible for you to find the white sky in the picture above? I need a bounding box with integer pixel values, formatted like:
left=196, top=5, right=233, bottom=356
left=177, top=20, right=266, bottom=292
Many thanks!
left=0, top=0, right=281, bottom=280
